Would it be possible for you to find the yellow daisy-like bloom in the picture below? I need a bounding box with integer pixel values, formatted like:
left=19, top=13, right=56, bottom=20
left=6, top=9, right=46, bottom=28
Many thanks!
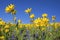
left=11, top=10, right=16, bottom=15
left=54, top=23, right=59, bottom=29
left=18, top=24, right=23, bottom=28
left=42, top=13, right=48, bottom=18
left=5, top=29, right=9, bottom=33
left=0, top=21, right=5, bottom=25
left=42, top=17, right=49, bottom=23
left=5, top=4, right=14, bottom=13
left=18, top=19, right=22, bottom=24
left=30, top=14, right=35, bottom=19
left=0, top=36, right=5, bottom=40
left=4, top=24, right=10, bottom=29
left=34, top=17, right=41, bottom=23
left=41, top=28, right=46, bottom=31
left=52, top=16, right=56, bottom=21
left=25, top=8, right=32, bottom=13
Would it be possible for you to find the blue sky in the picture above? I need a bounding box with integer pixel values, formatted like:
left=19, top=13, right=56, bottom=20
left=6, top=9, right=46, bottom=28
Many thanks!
left=0, top=0, right=60, bottom=23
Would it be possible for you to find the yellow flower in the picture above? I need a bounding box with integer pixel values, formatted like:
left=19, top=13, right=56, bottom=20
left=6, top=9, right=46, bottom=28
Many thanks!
left=5, top=29, right=9, bottom=33
left=40, top=22, right=45, bottom=26
left=34, top=17, right=41, bottom=23
left=5, top=7, right=11, bottom=13
left=8, top=4, right=14, bottom=10
left=4, top=25, right=10, bottom=29
left=18, top=24, right=23, bottom=28
left=41, top=28, right=45, bottom=31
left=54, top=23, right=59, bottom=29
left=11, top=10, right=16, bottom=15
left=5, top=4, right=14, bottom=13
left=0, top=21, right=5, bottom=25
left=42, top=17, right=49, bottom=23
left=30, top=14, right=35, bottom=19
left=18, top=19, right=22, bottom=24
left=25, top=8, right=32, bottom=13
left=0, top=36, right=5, bottom=40
left=42, top=13, right=48, bottom=18
left=34, top=17, right=42, bottom=27
left=52, top=16, right=56, bottom=21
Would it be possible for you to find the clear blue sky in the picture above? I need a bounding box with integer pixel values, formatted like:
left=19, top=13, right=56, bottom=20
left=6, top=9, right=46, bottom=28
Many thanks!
left=0, top=0, right=60, bottom=23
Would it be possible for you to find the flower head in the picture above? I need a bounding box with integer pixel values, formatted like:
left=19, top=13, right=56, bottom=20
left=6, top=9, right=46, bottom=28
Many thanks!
left=5, top=4, right=14, bottom=13
left=0, top=21, right=5, bottom=25
left=4, top=24, right=10, bottom=29
left=42, top=13, right=48, bottom=18
left=30, top=14, right=35, bottom=19
left=52, top=16, right=56, bottom=21
left=5, top=29, right=9, bottom=33
left=25, top=8, right=32, bottom=13
left=11, top=10, right=16, bottom=15
left=18, top=19, right=22, bottom=24
left=0, top=36, right=5, bottom=40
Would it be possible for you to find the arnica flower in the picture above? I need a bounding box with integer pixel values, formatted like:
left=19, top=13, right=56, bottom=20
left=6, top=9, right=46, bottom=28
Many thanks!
left=34, top=17, right=41, bottom=23
left=54, top=23, right=59, bottom=29
left=41, top=28, right=45, bottom=31
left=11, top=10, right=16, bottom=15
left=5, top=29, right=9, bottom=33
left=5, top=4, right=14, bottom=13
left=0, top=36, right=5, bottom=40
left=42, top=17, right=49, bottom=23
left=52, top=16, right=56, bottom=21
left=33, top=17, right=42, bottom=27
left=18, top=24, right=23, bottom=28
left=4, top=24, right=10, bottom=29
left=0, top=21, right=5, bottom=26
left=18, top=19, right=22, bottom=24
left=30, top=14, right=35, bottom=19
left=25, top=8, right=32, bottom=13
left=42, top=13, right=48, bottom=18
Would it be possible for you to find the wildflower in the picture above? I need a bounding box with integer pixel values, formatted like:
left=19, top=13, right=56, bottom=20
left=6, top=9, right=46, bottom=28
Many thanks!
left=54, top=23, right=59, bottom=29
left=5, top=4, right=14, bottom=13
left=42, top=13, right=48, bottom=18
left=30, top=14, right=35, bottom=19
left=0, top=36, right=5, bottom=40
left=18, top=19, right=22, bottom=24
left=5, top=29, right=9, bottom=33
left=11, top=10, right=16, bottom=15
left=18, top=24, right=23, bottom=28
left=4, top=24, right=10, bottom=29
left=25, top=8, right=32, bottom=13
left=0, top=21, right=5, bottom=25
left=42, top=17, right=49, bottom=23
left=41, top=28, right=45, bottom=31
left=52, top=16, right=56, bottom=21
